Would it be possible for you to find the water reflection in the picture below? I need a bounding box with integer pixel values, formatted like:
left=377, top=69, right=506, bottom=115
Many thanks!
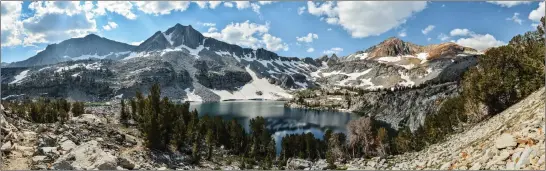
left=189, top=101, right=356, bottom=154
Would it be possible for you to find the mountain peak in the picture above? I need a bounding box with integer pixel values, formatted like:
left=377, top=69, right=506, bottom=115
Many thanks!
left=364, top=37, right=422, bottom=58
left=84, top=34, right=101, bottom=39
left=164, top=23, right=205, bottom=49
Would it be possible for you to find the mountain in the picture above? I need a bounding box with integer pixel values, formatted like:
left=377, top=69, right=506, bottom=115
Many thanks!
left=1, top=26, right=481, bottom=102
left=7, top=34, right=136, bottom=68
left=2, top=24, right=319, bottom=102
left=311, top=37, right=481, bottom=90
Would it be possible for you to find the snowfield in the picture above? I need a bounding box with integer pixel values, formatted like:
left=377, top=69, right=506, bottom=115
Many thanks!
left=9, top=70, right=30, bottom=84
left=211, top=66, right=292, bottom=101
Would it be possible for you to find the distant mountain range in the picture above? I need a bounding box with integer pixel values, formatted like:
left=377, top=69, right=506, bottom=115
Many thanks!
left=1, top=23, right=481, bottom=102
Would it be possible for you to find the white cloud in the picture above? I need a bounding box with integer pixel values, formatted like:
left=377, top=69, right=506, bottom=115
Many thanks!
left=262, top=33, right=289, bottom=51
left=130, top=41, right=143, bottom=46
left=307, top=47, right=315, bottom=52
left=21, top=1, right=98, bottom=45
left=203, top=20, right=268, bottom=49
left=193, top=1, right=222, bottom=9
left=487, top=1, right=531, bottom=8
left=207, top=27, right=217, bottom=33
left=296, top=33, right=319, bottom=43
left=236, top=1, right=251, bottom=9
left=95, top=1, right=136, bottom=19
left=1, top=1, right=23, bottom=47
left=258, top=1, right=274, bottom=5
left=398, top=29, right=407, bottom=37
left=506, top=13, right=523, bottom=25
left=327, top=28, right=332, bottom=31
left=223, top=2, right=234, bottom=8
left=298, top=6, right=306, bottom=15
left=454, top=34, right=506, bottom=51
left=438, top=33, right=450, bottom=41
left=421, top=25, right=435, bottom=35
left=203, top=20, right=287, bottom=52
left=102, top=21, right=118, bottom=31
left=450, top=28, right=471, bottom=37
left=202, top=22, right=216, bottom=27
left=221, top=1, right=274, bottom=14
left=323, top=47, right=343, bottom=54
left=529, top=2, right=545, bottom=23
left=133, top=1, right=190, bottom=15
left=307, top=1, right=427, bottom=38
left=427, top=37, right=431, bottom=41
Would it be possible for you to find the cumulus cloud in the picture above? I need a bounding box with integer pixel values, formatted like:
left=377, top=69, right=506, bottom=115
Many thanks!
left=323, top=47, right=343, bottom=54
left=307, top=47, right=315, bottom=52
left=1, top=1, right=24, bottom=47
left=298, top=6, right=306, bottom=15
left=262, top=34, right=289, bottom=51
left=454, top=34, right=506, bottom=51
left=529, top=2, right=545, bottom=23
left=207, top=27, right=217, bottom=33
left=421, top=25, right=435, bottom=35
left=296, top=33, right=319, bottom=43
left=193, top=1, right=222, bottom=9
left=307, top=1, right=427, bottom=38
left=506, top=13, right=523, bottom=25
left=203, top=20, right=288, bottom=52
left=487, top=1, right=531, bottom=8
left=103, top=21, right=118, bottom=31
left=95, top=1, right=136, bottom=19
left=133, top=1, right=190, bottom=15
left=449, top=28, right=471, bottom=37
left=21, top=1, right=98, bottom=45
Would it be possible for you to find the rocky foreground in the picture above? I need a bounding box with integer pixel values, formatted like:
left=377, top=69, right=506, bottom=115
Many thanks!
left=288, top=87, right=546, bottom=170
left=0, top=105, right=246, bottom=170
left=1, top=88, right=545, bottom=170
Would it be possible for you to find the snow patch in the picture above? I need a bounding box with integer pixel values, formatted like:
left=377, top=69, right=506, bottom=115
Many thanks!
left=9, top=70, right=30, bottom=84
left=184, top=88, right=203, bottom=102
left=211, top=66, right=292, bottom=101
left=55, top=62, right=102, bottom=73
left=398, top=71, right=415, bottom=86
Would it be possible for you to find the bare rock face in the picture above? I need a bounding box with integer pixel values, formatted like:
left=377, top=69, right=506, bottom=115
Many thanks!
left=365, top=37, right=423, bottom=58
left=53, top=140, right=117, bottom=170
left=424, top=42, right=477, bottom=60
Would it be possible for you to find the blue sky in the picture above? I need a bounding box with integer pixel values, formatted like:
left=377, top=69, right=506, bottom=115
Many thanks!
left=1, top=1, right=544, bottom=63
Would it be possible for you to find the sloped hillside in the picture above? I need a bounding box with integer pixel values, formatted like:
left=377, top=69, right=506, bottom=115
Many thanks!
left=291, top=87, right=545, bottom=170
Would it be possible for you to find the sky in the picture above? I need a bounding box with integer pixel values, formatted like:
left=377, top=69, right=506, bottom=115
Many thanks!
left=1, top=1, right=544, bottom=63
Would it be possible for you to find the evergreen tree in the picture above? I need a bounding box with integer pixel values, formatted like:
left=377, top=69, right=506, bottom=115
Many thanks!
left=120, top=99, right=129, bottom=126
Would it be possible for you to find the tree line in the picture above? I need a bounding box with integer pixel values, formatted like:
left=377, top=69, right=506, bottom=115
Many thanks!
left=2, top=98, right=85, bottom=123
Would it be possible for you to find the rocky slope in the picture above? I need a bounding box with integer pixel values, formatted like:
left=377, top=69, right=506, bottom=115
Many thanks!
left=1, top=24, right=319, bottom=102
left=7, top=34, right=136, bottom=68
left=287, top=87, right=546, bottom=170
left=0, top=104, right=249, bottom=170
left=311, top=38, right=480, bottom=90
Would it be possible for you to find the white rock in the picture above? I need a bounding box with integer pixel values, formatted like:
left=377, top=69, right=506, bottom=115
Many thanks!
left=59, top=140, right=76, bottom=151
left=1, top=141, right=12, bottom=152
left=514, top=147, right=533, bottom=169
left=53, top=140, right=117, bottom=170
left=495, top=134, right=517, bottom=149
left=469, top=163, right=482, bottom=170
left=440, top=161, right=452, bottom=170
left=32, top=155, right=48, bottom=163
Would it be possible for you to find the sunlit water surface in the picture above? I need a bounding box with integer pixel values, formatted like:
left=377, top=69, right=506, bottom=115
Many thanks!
left=189, top=100, right=356, bottom=154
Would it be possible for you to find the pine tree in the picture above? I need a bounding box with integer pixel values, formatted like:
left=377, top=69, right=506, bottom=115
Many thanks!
left=206, top=129, right=214, bottom=160
left=120, top=99, right=129, bottom=126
